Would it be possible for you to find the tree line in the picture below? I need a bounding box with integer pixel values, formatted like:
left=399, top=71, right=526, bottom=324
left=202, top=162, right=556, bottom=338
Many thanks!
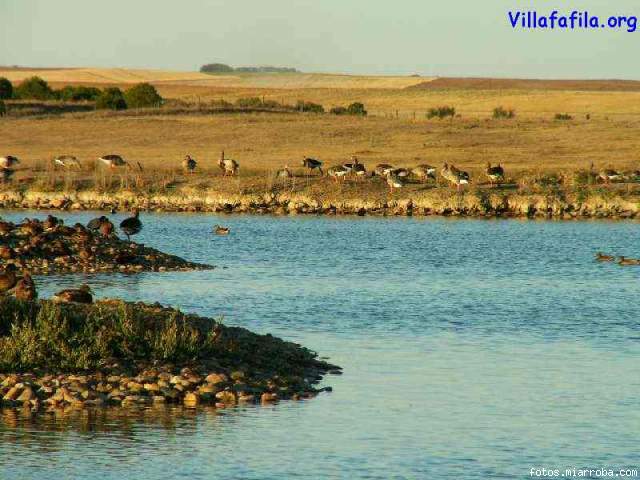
left=200, top=63, right=299, bottom=73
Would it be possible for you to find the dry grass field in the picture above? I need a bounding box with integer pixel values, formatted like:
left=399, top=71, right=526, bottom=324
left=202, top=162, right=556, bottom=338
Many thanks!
left=3, top=67, right=640, bottom=208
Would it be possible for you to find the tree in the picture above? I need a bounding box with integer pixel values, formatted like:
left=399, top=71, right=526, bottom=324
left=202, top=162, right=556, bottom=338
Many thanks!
left=0, top=100, right=6, bottom=117
left=57, top=85, right=102, bottom=102
left=15, top=76, right=53, bottom=100
left=0, top=78, right=13, bottom=100
left=95, top=87, right=127, bottom=110
left=124, top=83, right=163, bottom=108
left=346, top=102, right=367, bottom=116
left=200, top=63, right=234, bottom=73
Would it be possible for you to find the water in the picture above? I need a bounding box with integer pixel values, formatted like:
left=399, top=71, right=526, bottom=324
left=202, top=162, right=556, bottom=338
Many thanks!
left=1, top=212, right=639, bottom=479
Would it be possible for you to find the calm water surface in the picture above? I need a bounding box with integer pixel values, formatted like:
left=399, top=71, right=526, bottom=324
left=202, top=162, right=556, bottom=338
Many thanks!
left=0, top=212, right=639, bottom=479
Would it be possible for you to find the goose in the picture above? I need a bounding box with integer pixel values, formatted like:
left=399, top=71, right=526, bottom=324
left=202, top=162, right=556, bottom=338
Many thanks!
left=411, top=164, right=437, bottom=182
left=389, top=168, right=410, bottom=178
left=595, top=252, right=615, bottom=262
left=441, top=162, right=470, bottom=190
left=53, top=155, right=81, bottom=169
left=119, top=209, right=142, bottom=241
left=598, top=169, right=622, bottom=184
left=182, top=155, right=197, bottom=174
left=87, top=216, right=108, bottom=231
left=275, top=166, right=293, bottom=178
left=0, top=264, right=18, bottom=293
left=13, top=272, right=36, bottom=301
left=0, top=156, right=20, bottom=169
left=99, top=218, right=115, bottom=237
left=214, top=225, right=230, bottom=235
left=302, top=157, right=323, bottom=175
left=352, top=160, right=367, bottom=178
left=43, top=214, right=61, bottom=230
left=327, top=165, right=350, bottom=182
left=374, top=164, right=395, bottom=176
left=218, top=151, right=239, bottom=176
left=0, top=168, right=14, bottom=183
left=52, top=284, right=93, bottom=304
left=99, top=154, right=128, bottom=169
left=618, top=256, right=640, bottom=266
left=386, top=174, right=405, bottom=192
left=486, top=162, right=505, bottom=185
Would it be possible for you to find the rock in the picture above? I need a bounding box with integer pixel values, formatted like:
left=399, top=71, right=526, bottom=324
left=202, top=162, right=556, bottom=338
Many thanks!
left=184, top=392, right=199, bottom=407
left=16, top=386, right=35, bottom=402
left=205, top=373, right=228, bottom=385
left=261, top=392, right=278, bottom=403
left=3, top=386, right=22, bottom=401
left=215, top=390, right=236, bottom=405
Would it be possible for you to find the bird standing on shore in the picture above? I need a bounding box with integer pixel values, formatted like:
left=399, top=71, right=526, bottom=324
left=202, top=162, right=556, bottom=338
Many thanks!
left=411, top=164, right=437, bottom=182
left=327, top=165, right=350, bottom=182
left=0, top=156, right=20, bottom=169
left=598, top=169, right=623, bottom=184
left=441, top=163, right=470, bottom=191
left=120, top=209, right=142, bottom=241
left=218, top=151, right=239, bottom=176
left=183, top=155, right=197, bottom=174
left=0, top=264, right=18, bottom=294
left=386, top=174, right=405, bottom=192
left=13, top=272, right=37, bottom=301
left=87, top=216, right=108, bottom=231
left=302, top=157, right=323, bottom=175
left=54, top=155, right=81, bottom=169
left=275, top=166, right=293, bottom=179
left=99, top=154, right=128, bottom=169
left=486, top=162, right=505, bottom=185
left=52, top=284, right=93, bottom=304
left=374, top=164, right=395, bottom=177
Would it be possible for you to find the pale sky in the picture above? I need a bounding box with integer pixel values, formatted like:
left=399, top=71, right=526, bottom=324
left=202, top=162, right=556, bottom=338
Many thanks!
left=1, top=0, right=638, bottom=78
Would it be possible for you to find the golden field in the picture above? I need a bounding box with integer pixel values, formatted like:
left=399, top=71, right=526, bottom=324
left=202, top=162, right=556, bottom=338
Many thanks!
left=3, top=66, right=640, bottom=212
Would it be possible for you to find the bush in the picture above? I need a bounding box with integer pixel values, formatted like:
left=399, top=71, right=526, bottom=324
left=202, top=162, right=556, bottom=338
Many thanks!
left=200, top=63, right=234, bottom=73
left=235, top=96, right=263, bottom=108
left=0, top=77, right=13, bottom=99
left=0, top=100, right=6, bottom=117
left=57, top=85, right=102, bottom=102
left=15, top=76, right=53, bottom=100
left=124, top=83, right=162, bottom=108
left=95, top=87, right=127, bottom=110
left=493, top=106, right=515, bottom=119
left=296, top=100, right=325, bottom=113
left=346, top=102, right=367, bottom=116
left=330, top=106, right=348, bottom=115
left=554, top=113, right=573, bottom=121
left=427, top=106, right=456, bottom=119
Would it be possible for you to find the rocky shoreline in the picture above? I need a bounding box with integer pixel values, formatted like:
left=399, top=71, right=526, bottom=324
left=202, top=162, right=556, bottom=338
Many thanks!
left=0, top=214, right=212, bottom=275
left=0, top=189, right=639, bottom=219
left=0, top=298, right=340, bottom=412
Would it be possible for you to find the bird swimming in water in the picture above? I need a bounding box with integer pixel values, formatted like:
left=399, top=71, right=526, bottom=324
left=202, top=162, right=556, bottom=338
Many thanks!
left=214, top=225, right=230, bottom=235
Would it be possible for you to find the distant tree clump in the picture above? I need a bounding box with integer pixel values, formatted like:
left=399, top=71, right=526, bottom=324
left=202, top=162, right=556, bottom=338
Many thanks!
left=15, top=76, right=54, bottom=100
left=124, top=83, right=163, bottom=108
left=330, top=106, right=348, bottom=115
left=346, top=102, right=367, bottom=116
left=0, top=77, right=13, bottom=100
left=200, top=63, right=234, bottom=73
left=96, top=87, right=127, bottom=110
left=554, top=113, right=573, bottom=121
left=235, top=96, right=263, bottom=108
left=427, top=106, right=456, bottom=119
left=0, top=100, right=6, bottom=117
left=493, top=106, right=515, bottom=119
left=57, top=85, right=102, bottom=102
left=296, top=100, right=325, bottom=113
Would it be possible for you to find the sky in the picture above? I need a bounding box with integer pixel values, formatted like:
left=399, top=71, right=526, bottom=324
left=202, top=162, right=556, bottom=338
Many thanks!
left=1, top=0, right=639, bottom=79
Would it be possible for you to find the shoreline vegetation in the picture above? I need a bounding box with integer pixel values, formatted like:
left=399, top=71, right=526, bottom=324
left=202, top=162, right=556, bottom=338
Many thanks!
left=0, top=187, right=639, bottom=219
left=0, top=297, right=340, bottom=412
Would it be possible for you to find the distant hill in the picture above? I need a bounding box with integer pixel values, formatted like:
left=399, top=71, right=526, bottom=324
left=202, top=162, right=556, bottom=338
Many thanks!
left=407, top=77, right=640, bottom=92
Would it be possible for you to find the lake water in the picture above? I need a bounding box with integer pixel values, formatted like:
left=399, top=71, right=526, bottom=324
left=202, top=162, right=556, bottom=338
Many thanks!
left=1, top=212, right=639, bottom=479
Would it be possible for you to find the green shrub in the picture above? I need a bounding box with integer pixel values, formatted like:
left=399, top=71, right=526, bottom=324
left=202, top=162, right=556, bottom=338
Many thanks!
left=57, top=85, right=102, bottom=102
left=346, top=102, right=367, bottom=116
left=296, top=100, right=325, bottom=113
left=95, top=87, right=127, bottom=110
left=330, top=106, right=347, bottom=115
left=15, top=76, right=53, bottom=100
left=124, top=82, right=162, bottom=108
left=0, top=100, right=6, bottom=117
left=427, top=106, right=456, bottom=119
left=554, top=113, right=573, bottom=121
left=200, top=63, right=234, bottom=73
left=0, top=77, right=13, bottom=99
left=493, top=106, right=515, bottom=119
left=235, top=96, right=263, bottom=108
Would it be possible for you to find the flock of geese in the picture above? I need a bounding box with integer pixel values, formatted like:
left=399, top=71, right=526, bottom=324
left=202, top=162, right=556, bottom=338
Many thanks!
left=3, top=152, right=636, bottom=191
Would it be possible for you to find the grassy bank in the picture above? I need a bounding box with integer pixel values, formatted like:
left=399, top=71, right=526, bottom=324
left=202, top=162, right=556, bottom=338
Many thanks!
left=0, top=297, right=339, bottom=410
